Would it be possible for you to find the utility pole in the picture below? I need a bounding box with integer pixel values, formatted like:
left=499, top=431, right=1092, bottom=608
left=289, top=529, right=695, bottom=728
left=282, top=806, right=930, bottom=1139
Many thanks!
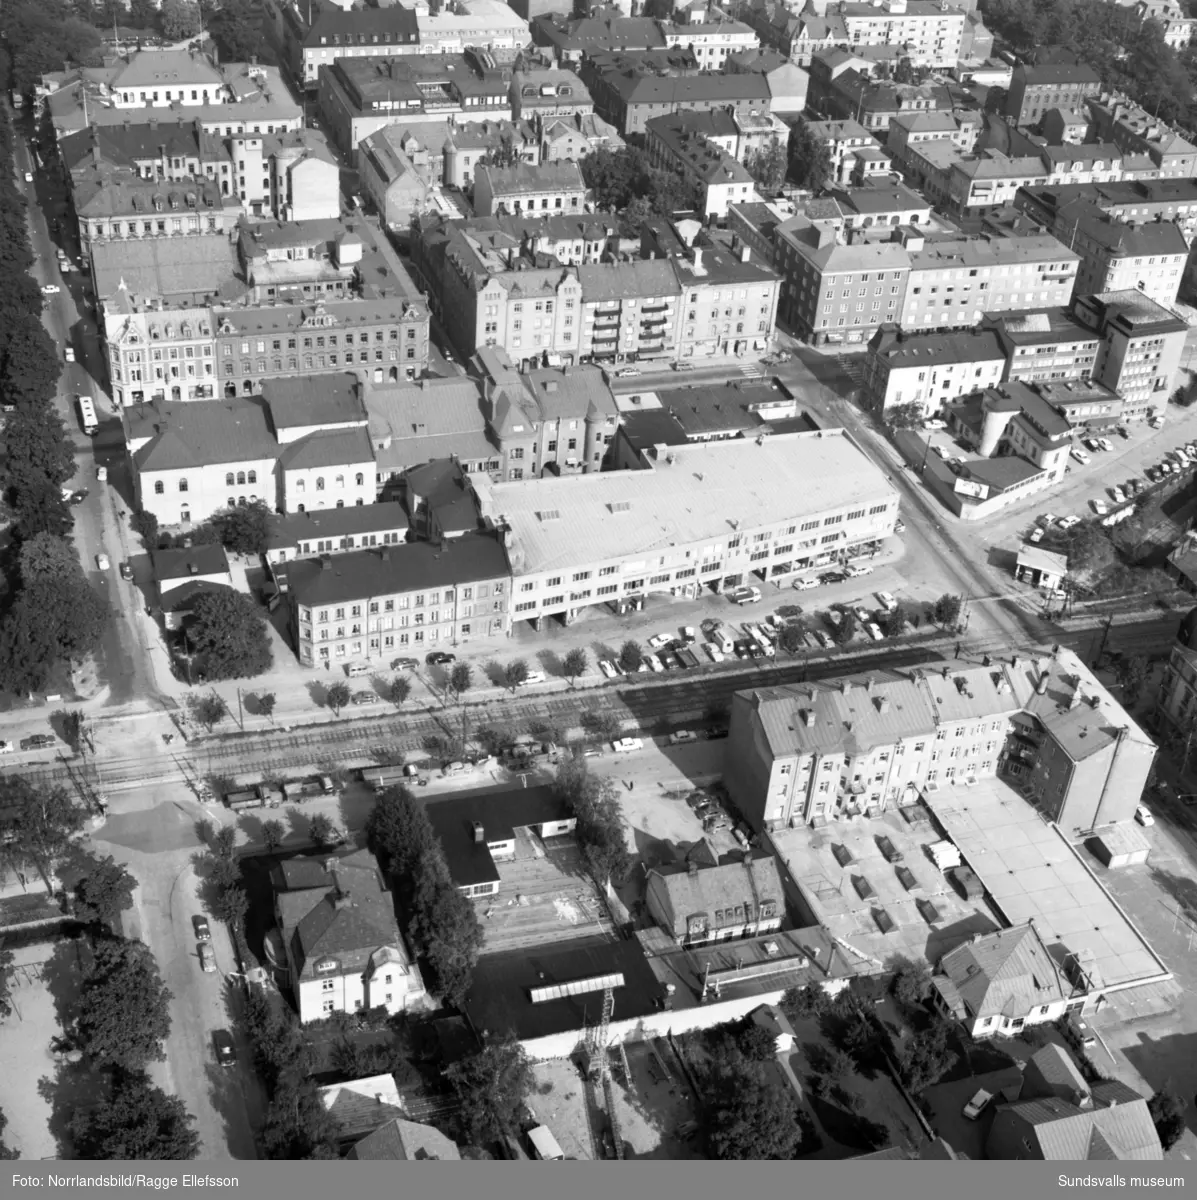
left=1093, top=613, right=1114, bottom=670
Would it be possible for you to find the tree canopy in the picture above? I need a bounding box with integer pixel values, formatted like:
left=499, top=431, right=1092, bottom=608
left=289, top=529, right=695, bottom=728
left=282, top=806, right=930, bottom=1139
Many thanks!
left=185, top=587, right=273, bottom=680
left=70, top=1071, right=199, bottom=1160
left=552, top=759, right=631, bottom=885
left=74, top=938, right=173, bottom=1070
left=580, top=146, right=700, bottom=217
left=788, top=118, right=833, bottom=192
left=68, top=851, right=137, bottom=932
left=0, top=776, right=85, bottom=888
left=210, top=501, right=277, bottom=556
left=703, top=1042, right=804, bottom=1160
left=745, top=142, right=787, bottom=194
left=445, top=1032, right=535, bottom=1147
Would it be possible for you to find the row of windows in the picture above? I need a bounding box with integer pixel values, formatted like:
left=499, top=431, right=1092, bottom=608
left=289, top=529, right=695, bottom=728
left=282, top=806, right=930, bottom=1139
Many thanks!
left=222, top=329, right=411, bottom=353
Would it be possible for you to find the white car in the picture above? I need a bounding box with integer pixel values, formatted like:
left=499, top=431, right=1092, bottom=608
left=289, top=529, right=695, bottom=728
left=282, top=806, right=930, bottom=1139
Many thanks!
left=1099, top=438, right=1113, bottom=452
left=1058, top=515, right=1081, bottom=530
left=1110, top=486, right=1126, bottom=504
left=875, top=591, right=897, bottom=613
left=598, top=659, right=618, bottom=679
left=24, top=171, right=32, bottom=182
left=520, top=670, right=547, bottom=686
left=866, top=622, right=885, bottom=642
left=934, top=444, right=950, bottom=459
left=1134, top=805, right=1154, bottom=827
left=615, top=367, right=641, bottom=378
left=963, top=1089, right=993, bottom=1121
left=814, top=630, right=834, bottom=650
left=924, top=418, right=946, bottom=430
left=95, top=553, right=110, bottom=570
left=844, top=563, right=873, bottom=578
left=1091, top=498, right=1109, bottom=516
left=647, top=632, right=673, bottom=649
left=1069, top=447, right=1090, bottom=465
left=1037, top=513, right=1057, bottom=527
left=612, top=737, right=643, bottom=753
left=703, top=644, right=724, bottom=663
left=1028, top=527, right=1045, bottom=544
left=792, top=576, right=819, bottom=590
left=41, top=284, right=60, bottom=295
left=668, top=730, right=698, bottom=745
left=65, top=347, right=75, bottom=362
left=0, top=741, right=12, bottom=754
left=645, top=654, right=664, bottom=673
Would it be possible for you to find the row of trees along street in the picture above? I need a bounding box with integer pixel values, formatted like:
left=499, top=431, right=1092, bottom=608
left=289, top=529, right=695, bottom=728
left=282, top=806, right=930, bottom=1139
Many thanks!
left=0, top=101, right=109, bottom=696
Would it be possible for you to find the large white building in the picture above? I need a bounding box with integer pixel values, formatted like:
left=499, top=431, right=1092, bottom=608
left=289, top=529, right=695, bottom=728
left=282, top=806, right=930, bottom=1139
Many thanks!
left=469, top=430, right=899, bottom=627
left=836, top=0, right=966, bottom=68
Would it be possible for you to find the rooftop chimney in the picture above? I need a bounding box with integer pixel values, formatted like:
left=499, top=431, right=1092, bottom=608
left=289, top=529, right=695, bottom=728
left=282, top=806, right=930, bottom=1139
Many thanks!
left=332, top=890, right=353, bottom=910
left=472, top=821, right=485, bottom=843
left=1036, top=671, right=1050, bottom=695
left=876, top=696, right=890, bottom=714
left=803, top=708, right=817, bottom=727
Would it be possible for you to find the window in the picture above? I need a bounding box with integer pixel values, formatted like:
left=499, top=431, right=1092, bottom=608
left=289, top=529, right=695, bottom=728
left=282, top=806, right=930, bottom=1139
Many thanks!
left=154, top=481, right=165, bottom=494
left=178, top=479, right=189, bottom=492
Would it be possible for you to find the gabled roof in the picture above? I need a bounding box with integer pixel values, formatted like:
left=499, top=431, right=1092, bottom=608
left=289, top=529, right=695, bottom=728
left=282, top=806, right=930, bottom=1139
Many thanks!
left=278, top=427, right=375, bottom=472
left=348, top=1118, right=461, bottom=1161
left=109, top=48, right=224, bottom=90
left=262, top=373, right=367, bottom=433
left=125, top=397, right=278, bottom=470
left=650, top=854, right=784, bottom=936
left=270, top=502, right=408, bottom=548
left=152, top=543, right=231, bottom=582
left=938, top=922, right=1068, bottom=1021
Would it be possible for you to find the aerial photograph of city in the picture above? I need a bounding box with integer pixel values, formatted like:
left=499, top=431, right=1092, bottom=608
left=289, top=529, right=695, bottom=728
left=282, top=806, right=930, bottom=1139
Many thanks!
left=2, top=0, right=1197, bottom=1174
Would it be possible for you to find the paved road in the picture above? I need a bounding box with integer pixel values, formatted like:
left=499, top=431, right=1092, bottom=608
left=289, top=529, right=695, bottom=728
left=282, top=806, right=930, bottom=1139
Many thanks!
left=16, top=123, right=159, bottom=708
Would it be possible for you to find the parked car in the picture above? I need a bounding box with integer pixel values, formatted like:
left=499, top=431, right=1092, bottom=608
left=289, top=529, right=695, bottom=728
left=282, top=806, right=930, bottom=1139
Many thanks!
left=819, top=571, right=846, bottom=584
left=1058, top=515, right=1081, bottom=530
left=1028, top=527, right=1045, bottom=544
left=875, top=590, right=897, bottom=612
left=934, top=444, right=950, bottom=459
left=598, top=659, right=618, bottom=679
left=0, top=741, right=12, bottom=755
left=1110, top=486, right=1126, bottom=504
left=351, top=690, right=378, bottom=706
left=19, top=734, right=56, bottom=751
left=615, top=367, right=641, bottom=378
left=645, top=654, right=664, bottom=673
left=1069, top=447, right=1090, bottom=465
left=680, top=625, right=697, bottom=644
left=425, top=651, right=456, bottom=665
left=64, top=347, right=75, bottom=362
left=648, top=632, right=673, bottom=649
left=40, top=284, right=60, bottom=295
left=198, top=942, right=216, bottom=973
left=963, top=1089, right=993, bottom=1121
left=192, top=915, right=211, bottom=941
left=119, top=561, right=133, bottom=580
left=1134, top=804, right=1154, bottom=826
left=668, top=730, right=698, bottom=745
left=212, top=1029, right=237, bottom=1067
left=792, top=576, right=819, bottom=590
left=672, top=361, right=695, bottom=371
left=95, top=553, right=110, bottom=570
left=1091, top=498, right=1109, bottom=516
left=1116, top=425, right=1129, bottom=439
left=1037, top=513, right=1057, bottom=527
left=865, top=622, right=885, bottom=642
left=844, top=563, right=873, bottom=578
left=703, top=644, right=723, bottom=663
left=391, top=657, right=419, bottom=670
left=612, top=737, right=643, bottom=753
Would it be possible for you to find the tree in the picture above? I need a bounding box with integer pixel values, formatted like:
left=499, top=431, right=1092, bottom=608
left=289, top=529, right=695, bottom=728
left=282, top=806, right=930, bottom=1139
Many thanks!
left=211, top=500, right=277, bottom=556
left=737, top=1022, right=779, bottom=1062
left=889, top=956, right=932, bottom=1008
left=885, top=401, right=925, bottom=431
left=780, top=982, right=831, bottom=1021
left=74, top=937, right=173, bottom=1070
left=504, top=659, right=529, bottom=693
left=777, top=624, right=806, bottom=654
left=479, top=140, right=522, bottom=169
left=562, top=648, right=588, bottom=686
left=0, top=574, right=109, bottom=695
left=884, top=603, right=910, bottom=638
left=71, top=852, right=137, bottom=932
left=261, top=819, right=285, bottom=856
left=788, top=117, right=833, bottom=192
left=581, top=709, right=623, bottom=741
left=208, top=0, right=266, bottom=60
left=449, top=661, right=473, bottom=702
left=308, top=813, right=336, bottom=848
left=131, top=509, right=159, bottom=546
left=326, top=682, right=351, bottom=715
left=128, top=0, right=158, bottom=26
left=210, top=883, right=248, bottom=928
left=212, top=825, right=237, bottom=860
left=983, top=85, right=1009, bottom=115
left=185, top=588, right=273, bottom=681
left=415, top=883, right=484, bottom=1007
left=834, top=609, right=859, bottom=645
left=389, top=676, right=412, bottom=707
left=895, top=1021, right=957, bottom=1092
left=70, top=1070, right=199, bottom=1160
left=618, top=640, right=643, bottom=673
left=745, top=142, right=787, bottom=194
left=161, top=0, right=201, bottom=38
left=191, top=693, right=228, bottom=732
left=258, top=692, right=276, bottom=721
left=933, top=593, right=963, bottom=627
left=0, top=777, right=85, bottom=889
left=260, top=1080, right=340, bottom=1159
left=446, top=1032, right=535, bottom=1147
left=1116, top=654, right=1150, bottom=705
left=1148, top=1085, right=1187, bottom=1151
left=705, top=1058, right=803, bottom=1160
left=0, top=1105, right=18, bottom=1159
left=18, top=532, right=79, bottom=587
left=552, top=759, right=631, bottom=884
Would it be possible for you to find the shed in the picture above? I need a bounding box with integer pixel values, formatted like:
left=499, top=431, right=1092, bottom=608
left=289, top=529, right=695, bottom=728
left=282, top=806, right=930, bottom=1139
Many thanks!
left=1015, top=543, right=1068, bottom=591
left=1085, top=823, right=1150, bottom=868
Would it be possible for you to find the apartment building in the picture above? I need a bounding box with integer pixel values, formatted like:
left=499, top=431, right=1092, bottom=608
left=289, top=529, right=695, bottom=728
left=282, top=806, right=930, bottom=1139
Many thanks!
left=643, top=116, right=758, bottom=219
left=510, top=67, right=593, bottom=123
left=660, top=18, right=760, bottom=69
left=645, top=854, right=784, bottom=947
left=1015, top=178, right=1197, bottom=249
left=285, top=533, right=511, bottom=666
left=836, top=0, right=965, bottom=68
left=470, top=431, right=899, bottom=628
left=530, top=12, right=667, bottom=63
left=642, top=107, right=785, bottom=165
left=810, top=66, right=954, bottom=133
left=266, top=502, right=410, bottom=565
left=775, top=216, right=911, bottom=346
left=1073, top=290, right=1188, bottom=419
left=412, top=0, right=531, bottom=55
left=445, top=119, right=540, bottom=187
left=1156, top=605, right=1197, bottom=741
left=318, top=54, right=513, bottom=154
left=1003, top=60, right=1102, bottom=127
left=984, top=308, right=1100, bottom=386
left=1087, top=92, right=1197, bottom=177
left=723, top=48, right=810, bottom=117
left=803, top=118, right=878, bottom=186
left=539, top=111, right=625, bottom=163
left=886, top=110, right=981, bottom=159
left=728, top=647, right=1154, bottom=831
left=473, top=160, right=587, bottom=217
left=643, top=225, right=781, bottom=358
left=904, top=143, right=1051, bottom=217
left=735, top=1, right=848, bottom=65
left=593, top=68, right=772, bottom=135
left=577, top=260, right=684, bottom=363
left=864, top=325, right=1007, bottom=416
left=1060, top=204, right=1188, bottom=309
left=902, top=233, right=1080, bottom=331
left=105, top=305, right=219, bottom=407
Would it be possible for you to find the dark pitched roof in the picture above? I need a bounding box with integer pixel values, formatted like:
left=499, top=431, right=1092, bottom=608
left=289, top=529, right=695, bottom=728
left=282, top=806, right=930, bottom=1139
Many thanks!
left=270, top=502, right=408, bottom=548
left=152, top=543, right=231, bottom=581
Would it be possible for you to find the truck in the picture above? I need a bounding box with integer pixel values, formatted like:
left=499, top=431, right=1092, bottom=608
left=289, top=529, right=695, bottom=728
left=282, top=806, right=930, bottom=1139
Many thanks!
left=361, top=764, right=414, bottom=791
left=950, top=864, right=983, bottom=899
left=926, top=839, right=962, bottom=871
left=224, top=783, right=282, bottom=811
left=675, top=646, right=701, bottom=669
left=503, top=740, right=559, bottom=767
left=527, top=1126, right=565, bottom=1161
left=281, top=775, right=339, bottom=804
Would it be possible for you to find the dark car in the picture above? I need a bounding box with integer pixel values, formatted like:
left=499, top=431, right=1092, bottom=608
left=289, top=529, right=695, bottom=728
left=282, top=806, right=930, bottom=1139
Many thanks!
left=820, top=571, right=846, bottom=584
left=426, top=651, right=456, bottom=665
left=192, top=915, right=211, bottom=942
left=119, top=561, right=133, bottom=581
left=212, top=1029, right=236, bottom=1067
left=68, top=489, right=88, bottom=505
left=391, top=657, right=419, bottom=670
left=19, top=734, right=56, bottom=751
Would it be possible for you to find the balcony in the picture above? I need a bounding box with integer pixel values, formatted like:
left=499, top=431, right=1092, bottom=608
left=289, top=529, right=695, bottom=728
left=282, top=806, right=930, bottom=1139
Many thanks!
left=640, top=314, right=669, bottom=328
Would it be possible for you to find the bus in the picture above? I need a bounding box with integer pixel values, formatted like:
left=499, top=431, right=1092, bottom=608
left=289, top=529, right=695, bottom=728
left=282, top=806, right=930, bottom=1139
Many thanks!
left=77, top=394, right=99, bottom=436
